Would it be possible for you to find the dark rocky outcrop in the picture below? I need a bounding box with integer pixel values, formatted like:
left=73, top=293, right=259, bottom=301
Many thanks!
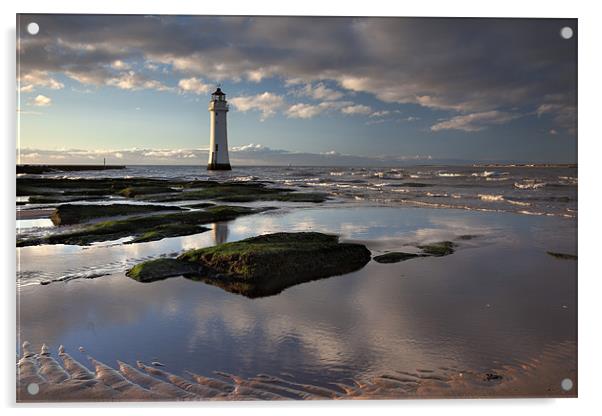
left=17, top=205, right=264, bottom=247
left=127, top=232, right=371, bottom=297
left=127, top=258, right=201, bottom=282
left=17, top=177, right=328, bottom=204
left=546, top=251, right=577, bottom=260
left=417, top=241, right=456, bottom=257
left=373, top=252, right=426, bottom=264
left=373, top=241, right=459, bottom=264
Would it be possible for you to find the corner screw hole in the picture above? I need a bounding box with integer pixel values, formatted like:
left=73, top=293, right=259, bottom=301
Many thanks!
left=560, top=27, right=573, bottom=40
left=27, top=22, right=40, bottom=36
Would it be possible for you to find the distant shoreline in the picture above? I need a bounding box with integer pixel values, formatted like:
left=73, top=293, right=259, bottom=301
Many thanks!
left=17, top=164, right=126, bottom=174
left=16, top=163, right=576, bottom=171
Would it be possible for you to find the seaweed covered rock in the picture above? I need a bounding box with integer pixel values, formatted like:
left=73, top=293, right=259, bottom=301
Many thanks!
left=50, top=203, right=181, bottom=225
left=373, top=252, right=426, bottom=264
left=17, top=177, right=329, bottom=206
left=417, top=241, right=456, bottom=257
left=117, top=186, right=181, bottom=198
left=127, top=232, right=371, bottom=297
left=374, top=241, right=459, bottom=264
left=127, top=258, right=200, bottom=282
left=18, top=205, right=265, bottom=247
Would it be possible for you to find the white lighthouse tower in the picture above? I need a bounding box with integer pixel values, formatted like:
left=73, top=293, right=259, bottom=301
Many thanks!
left=207, top=87, right=231, bottom=170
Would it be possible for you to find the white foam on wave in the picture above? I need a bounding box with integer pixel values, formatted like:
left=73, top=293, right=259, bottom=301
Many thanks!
left=478, top=194, right=505, bottom=202
left=514, top=181, right=546, bottom=189
left=437, top=172, right=464, bottom=177
left=518, top=210, right=545, bottom=216
left=506, top=199, right=531, bottom=206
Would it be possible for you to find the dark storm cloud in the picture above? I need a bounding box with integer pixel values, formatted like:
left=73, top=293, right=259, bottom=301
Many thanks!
left=17, top=15, right=577, bottom=133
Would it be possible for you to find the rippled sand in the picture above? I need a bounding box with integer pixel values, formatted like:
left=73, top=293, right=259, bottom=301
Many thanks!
left=17, top=341, right=576, bottom=402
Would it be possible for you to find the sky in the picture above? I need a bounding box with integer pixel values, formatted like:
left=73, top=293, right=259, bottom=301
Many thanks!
left=17, top=15, right=577, bottom=165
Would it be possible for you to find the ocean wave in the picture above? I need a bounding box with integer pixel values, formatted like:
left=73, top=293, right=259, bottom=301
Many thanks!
left=558, top=176, right=578, bottom=184
left=231, top=175, right=259, bottom=182
left=437, top=172, right=464, bottom=177
left=514, top=180, right=546, bottom=189
left=478, top=194, right=505, bottom=202
left=471, top=171, right=508, bottom=178
left=518, top=210, right=545, bottom=216
left=506, top=199, right=531, bottom=206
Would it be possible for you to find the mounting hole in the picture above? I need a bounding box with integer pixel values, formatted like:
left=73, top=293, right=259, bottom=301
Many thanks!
left=560, top=26, right=573, bottom=40
left=26, top=22, right=39, bottom=35
left=561, top=378, right=573, bottom=391
left=27, top=382, right=39, bottom=395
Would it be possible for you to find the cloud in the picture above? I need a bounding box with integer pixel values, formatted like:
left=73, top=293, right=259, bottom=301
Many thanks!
left=17, top=15, right=576, bottom=134
left=285, top=100, right=361, bottom=119
left=229, top=92, right=285, bottom=120
left=231, top=143, right=286, bottom=153
left=370, top=110, right=391, bottom=118
left=19, top=70, right=64, bottom=92
left=291, top=82, right=344, bottom=101
left=111, top=60, right=131, bottom=70
left=178, top=77, right=211, bottom=95
left=341, top=104, right=372, bottom=115
left=430, top=111, right=520, bottom=132
left=32, top=94, right=52, bottom=106
left=536, top=94, right=576, bottom=135
left=105, top=71, right=173, bottom=92
left=286, top=103, right=321, bottom=119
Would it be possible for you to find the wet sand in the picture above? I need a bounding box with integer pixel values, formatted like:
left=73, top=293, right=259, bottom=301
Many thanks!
left=17, top=341, right=576, bottom=402
left=16, top=208, right=54, bottom=220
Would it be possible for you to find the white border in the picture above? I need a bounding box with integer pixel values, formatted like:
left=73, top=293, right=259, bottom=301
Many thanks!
left=2, top=1, right=600, bottom=415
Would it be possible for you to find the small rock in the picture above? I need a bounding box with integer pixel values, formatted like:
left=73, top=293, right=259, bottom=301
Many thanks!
left=484, top=373, right=503, bottom=382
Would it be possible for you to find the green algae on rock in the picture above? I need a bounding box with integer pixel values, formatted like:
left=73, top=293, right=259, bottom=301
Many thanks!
left=374, top=241, right=459, bottom=264
left=373, top=252, right=427, bottom=264
left=117, top=186, right=181, bottom=198
left=144, top=184, right=328, bottom=204
left=17, top=205, right=264, bottom=247
left=417, top=241, right=456, bottom=257
left=127, top=232, right=371, bottom=297
left=50, top=203, right=182, bottom=225
left=17, top=177, right=329, bottom=205
left=127, top=258, right=200, bottom=282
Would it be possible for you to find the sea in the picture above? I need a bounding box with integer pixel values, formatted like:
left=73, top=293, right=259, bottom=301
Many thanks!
left=19, top=164, right=578, bottom=218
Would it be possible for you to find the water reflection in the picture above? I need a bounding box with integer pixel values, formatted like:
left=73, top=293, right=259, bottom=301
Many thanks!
left=17, top=206, right=577, bottom=389
left=212, top=222, right=229, bottom=245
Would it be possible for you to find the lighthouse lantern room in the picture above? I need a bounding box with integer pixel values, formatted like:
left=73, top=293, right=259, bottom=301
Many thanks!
left=207, top=87, right=232, bottom=170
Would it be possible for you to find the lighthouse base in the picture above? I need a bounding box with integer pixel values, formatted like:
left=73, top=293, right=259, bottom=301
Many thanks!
left=207, top=163, right=232, bottom=171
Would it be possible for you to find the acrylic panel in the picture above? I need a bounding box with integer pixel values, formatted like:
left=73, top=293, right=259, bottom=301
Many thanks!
left=16, top=14, right=577, bottom=402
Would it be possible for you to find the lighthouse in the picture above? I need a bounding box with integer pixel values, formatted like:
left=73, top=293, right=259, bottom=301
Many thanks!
left=207, top=87, right=232, bottom=170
